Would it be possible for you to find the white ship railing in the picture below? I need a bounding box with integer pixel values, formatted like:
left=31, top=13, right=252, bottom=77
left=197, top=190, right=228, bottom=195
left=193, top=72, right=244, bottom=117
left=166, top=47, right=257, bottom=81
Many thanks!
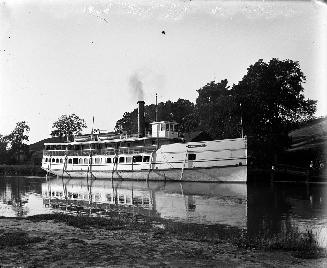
left=43, top=147, right=156, bottom=157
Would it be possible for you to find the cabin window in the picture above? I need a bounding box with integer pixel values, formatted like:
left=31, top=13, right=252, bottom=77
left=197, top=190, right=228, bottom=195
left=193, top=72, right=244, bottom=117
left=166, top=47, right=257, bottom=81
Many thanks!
left=143, top=197, right=150, bottom=205
left=68, top=158, right=72, bottom=164
left=152, top=140, right=156, bottom=145
left=106, top=157, right=112, bottom=164
left=143, top=156, right=150, bottom=162
left=95, top=158, right=101, bottom=164
left=133, top=196, right=142, bottom=205
left=56, top=158, right=59, bottom=163
left=188, top=154, right=196, bottom=161
left=79, top=158, right=83, bottom=164
left=133, top=155, right=142, bottom=163
left=45, top=158, right=48, bottom=162
left=119, top=157, right=125, bottom=163
left=119, top=195, right=125, bottom=204
left=84, top=158, right=88, bottom=164
left=52, top=158, right=55, bottom=163
left=106, top=194, right=111, bottom=202
left=73, top=158, right=78, bottom=164
left=126, top=157, right=132, bottom=163
left=60, top=159, right=63, bottom=163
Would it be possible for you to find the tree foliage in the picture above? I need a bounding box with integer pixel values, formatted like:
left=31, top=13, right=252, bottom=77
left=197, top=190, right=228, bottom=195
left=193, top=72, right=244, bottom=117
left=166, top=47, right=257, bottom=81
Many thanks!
left=0, top=121, right=30, bottom=164
left=51, top=114, right=87, bottom=141
left=6, top=121, right=30, bottom=152
left=196, top=79, right=241, bottom=139
left=234, top=58, right=316, bottom=136
left=0, top=134, right=9, bottom=163
left=115, top=99, right=195, bottom=134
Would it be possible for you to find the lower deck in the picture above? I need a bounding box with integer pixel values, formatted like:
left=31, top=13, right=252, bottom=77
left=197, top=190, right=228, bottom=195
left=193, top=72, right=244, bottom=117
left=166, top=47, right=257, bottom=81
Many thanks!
left=45, top=165, right=247, bottom=182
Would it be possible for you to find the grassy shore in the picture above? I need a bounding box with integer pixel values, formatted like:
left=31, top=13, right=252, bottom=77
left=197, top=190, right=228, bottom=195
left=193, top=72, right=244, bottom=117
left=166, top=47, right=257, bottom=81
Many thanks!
left=0, top=213, right=326, bottom=267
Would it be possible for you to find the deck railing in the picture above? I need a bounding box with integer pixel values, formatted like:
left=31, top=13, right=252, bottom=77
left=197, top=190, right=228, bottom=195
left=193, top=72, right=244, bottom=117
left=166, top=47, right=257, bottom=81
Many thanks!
left=43, top=147, right=156, bottom=157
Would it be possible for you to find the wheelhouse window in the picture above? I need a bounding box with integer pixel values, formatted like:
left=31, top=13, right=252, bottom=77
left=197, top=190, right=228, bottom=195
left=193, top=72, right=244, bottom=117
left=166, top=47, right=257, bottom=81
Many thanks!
left=126, top=157, right=132, bottom=163
left=188, top=154, right=196, bottom=161
left=143, top=156, right=150, bottom=162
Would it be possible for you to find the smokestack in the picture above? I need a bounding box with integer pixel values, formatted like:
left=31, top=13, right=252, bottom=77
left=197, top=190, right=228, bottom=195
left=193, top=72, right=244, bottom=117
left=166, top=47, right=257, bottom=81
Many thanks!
left=137, top=101, right=145, bottom=138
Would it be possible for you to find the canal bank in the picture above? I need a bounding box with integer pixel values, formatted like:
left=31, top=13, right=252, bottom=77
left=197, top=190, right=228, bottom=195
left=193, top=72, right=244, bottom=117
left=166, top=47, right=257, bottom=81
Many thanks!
left=0, top=214, right=326, bottom=268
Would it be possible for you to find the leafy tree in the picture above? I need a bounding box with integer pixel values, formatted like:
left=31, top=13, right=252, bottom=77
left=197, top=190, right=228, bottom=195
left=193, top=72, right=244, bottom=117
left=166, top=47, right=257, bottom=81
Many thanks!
left=51, top=114, right=87, bottom=141
left=5, top=121, right=30, bottom=163
left=115, top=99, right=195, bottom=135
left=234, top=58, right=317, bottom=136
left=233, top=58, right=317, bottom=166
left=6, top=121, right=30, bottom=150
left=0, top=134, right=9, bottom=163
left=196, top=79, right=241, bottom=139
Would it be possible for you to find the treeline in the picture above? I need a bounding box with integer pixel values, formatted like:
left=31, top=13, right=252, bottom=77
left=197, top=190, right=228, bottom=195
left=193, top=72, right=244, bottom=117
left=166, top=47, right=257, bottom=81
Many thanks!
left=115, top=58, right=317, bottom=167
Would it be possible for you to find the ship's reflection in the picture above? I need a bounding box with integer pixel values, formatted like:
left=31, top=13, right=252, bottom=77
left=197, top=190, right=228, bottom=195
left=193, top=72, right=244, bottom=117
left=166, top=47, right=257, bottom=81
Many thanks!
left=1, top=176, right=326, bottom=247
left=42, top=178, right=247, bottom=227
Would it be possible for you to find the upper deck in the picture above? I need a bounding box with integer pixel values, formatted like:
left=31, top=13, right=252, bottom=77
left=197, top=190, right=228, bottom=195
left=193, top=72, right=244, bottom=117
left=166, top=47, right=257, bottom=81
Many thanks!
left=44, top=121, right=181, bottom=157
left=43, top=136, right=182, bottom=157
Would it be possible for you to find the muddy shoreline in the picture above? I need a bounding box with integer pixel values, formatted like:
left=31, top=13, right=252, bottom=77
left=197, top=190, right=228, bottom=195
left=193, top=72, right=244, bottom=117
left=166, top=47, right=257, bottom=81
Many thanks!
left=0, top=214, right=326, bottom=267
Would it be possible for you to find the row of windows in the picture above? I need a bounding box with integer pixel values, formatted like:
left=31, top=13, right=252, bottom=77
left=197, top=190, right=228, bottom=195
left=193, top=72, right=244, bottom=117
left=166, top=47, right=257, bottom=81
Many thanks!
left=44, top=155, right=151, bottom=164
left=44, top=191, right=150, bottom=205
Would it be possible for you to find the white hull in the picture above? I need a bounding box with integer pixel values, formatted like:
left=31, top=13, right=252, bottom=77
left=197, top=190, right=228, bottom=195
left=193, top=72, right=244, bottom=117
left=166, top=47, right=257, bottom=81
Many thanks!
left=42, top=138, right=247, bottom=182
left=45, top=165, right=247, bottom=182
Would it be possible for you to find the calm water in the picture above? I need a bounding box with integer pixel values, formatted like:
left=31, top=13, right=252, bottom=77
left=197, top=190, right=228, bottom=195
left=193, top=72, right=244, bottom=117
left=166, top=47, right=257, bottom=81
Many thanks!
left=0, top=176, right=326, bottom=247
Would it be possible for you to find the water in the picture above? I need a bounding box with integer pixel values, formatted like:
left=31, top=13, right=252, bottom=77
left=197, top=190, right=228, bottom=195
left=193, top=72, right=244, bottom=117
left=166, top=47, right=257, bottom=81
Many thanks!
left=0, top=176, right=326, bottom=247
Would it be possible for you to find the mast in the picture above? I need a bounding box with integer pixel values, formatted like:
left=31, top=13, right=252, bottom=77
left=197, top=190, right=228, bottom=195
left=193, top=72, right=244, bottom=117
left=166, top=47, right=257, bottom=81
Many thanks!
left=240, top=102, right=244, bottom=138
left=155, top=93, right=158, bottom=122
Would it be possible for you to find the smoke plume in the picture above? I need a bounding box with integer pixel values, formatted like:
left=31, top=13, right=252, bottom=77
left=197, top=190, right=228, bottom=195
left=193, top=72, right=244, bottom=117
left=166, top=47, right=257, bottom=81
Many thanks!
left=129, top=73, right=144, bottom=101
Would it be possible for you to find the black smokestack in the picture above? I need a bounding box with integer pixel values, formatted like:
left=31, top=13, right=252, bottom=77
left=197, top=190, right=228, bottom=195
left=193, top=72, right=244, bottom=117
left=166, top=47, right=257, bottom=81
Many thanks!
left=137, top=100, right=145, bottom=138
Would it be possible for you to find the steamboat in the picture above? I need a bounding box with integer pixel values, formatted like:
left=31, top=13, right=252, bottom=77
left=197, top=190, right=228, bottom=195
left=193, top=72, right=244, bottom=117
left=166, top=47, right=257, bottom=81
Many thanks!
left=42, top=101, right=247, bottom=182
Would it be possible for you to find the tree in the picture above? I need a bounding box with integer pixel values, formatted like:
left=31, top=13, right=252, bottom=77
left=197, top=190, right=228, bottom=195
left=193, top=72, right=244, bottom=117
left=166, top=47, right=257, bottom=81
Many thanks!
left=0, top=134, right=9, bottom=163
left=196, top=79, right=241, bottom=139
left=234, top=58, right=317, bottom=136
left=114, top=99, right=195, bottom=134
left=51, top=114, right=87, bottom=141
left=233, top=58, right=317, bottom=166
left=5, top=121, right=30, bottom=163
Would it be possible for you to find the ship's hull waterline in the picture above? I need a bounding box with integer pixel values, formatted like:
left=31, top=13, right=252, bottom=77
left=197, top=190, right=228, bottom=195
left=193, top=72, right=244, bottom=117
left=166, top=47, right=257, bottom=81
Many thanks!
left=44, top=165, right=247, bottom=182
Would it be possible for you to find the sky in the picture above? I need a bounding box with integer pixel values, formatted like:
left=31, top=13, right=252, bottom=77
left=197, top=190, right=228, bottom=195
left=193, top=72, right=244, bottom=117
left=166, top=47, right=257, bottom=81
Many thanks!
left=0, top=0, right=326, bottom=144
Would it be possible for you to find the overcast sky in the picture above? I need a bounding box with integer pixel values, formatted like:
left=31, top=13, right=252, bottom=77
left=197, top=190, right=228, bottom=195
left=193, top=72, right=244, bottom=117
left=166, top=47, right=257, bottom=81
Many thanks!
left=1, top=0, right=326, bottom=143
